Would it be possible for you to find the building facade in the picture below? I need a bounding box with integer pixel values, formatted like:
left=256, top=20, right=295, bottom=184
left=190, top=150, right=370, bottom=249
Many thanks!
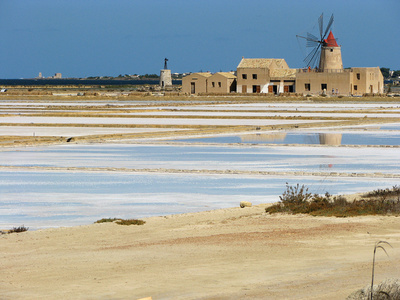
left=207, top=72, right=237, bottom=94
left=182, top=72, right=237, bottom=95
left=182, top=31, right=383, bottom=96
left=182, top=72, right=212, bottom=95
left=236, top=58, right=296, bottom=94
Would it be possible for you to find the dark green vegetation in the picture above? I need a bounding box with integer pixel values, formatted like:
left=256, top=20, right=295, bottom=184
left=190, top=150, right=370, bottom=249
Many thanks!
left=380, top=67, right=400, bottom=79
left=266, top=183, right=400, bottom=217
left=95, top=218, right=145, bottom=225
left=5, top=226, right=29, bottom=234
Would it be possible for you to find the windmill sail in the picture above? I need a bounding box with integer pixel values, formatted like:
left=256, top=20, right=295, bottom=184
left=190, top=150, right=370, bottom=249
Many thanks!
left=296, top=13, right=335, bottom=69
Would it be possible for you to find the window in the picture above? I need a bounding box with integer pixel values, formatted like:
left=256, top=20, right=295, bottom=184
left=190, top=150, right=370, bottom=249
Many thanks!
left=242, top=74, right=247, bottom=79
left=218, top=82, right=221, bottom=87
left=212, top=82, right=215, bottom=87
left=252, top=74, right=257, bottom=79
left=354, top=85, right=358, bottom=91
left=321, top=83, right=327, bottom=91
left=305, top=83, right=310, bottom=91
left=357, top=73, right=360, bottom=80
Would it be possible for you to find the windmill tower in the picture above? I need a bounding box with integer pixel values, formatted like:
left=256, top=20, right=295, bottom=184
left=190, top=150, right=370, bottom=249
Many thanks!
left=160, top=58, right=172, bottom=89
left=297, top=14, right=343, bottom=72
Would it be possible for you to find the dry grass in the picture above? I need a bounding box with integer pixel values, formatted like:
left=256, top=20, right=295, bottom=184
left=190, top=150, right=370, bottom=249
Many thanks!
left=266, top=184, right=400, bottom=217
left=95, top=218, right=145, bottom=225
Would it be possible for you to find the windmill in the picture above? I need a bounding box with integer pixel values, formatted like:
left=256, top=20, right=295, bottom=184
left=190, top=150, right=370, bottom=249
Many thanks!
left=297, top=13, right=342, bottom=71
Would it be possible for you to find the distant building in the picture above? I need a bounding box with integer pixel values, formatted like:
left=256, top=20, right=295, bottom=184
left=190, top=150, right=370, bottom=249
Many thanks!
left=182, top=72, right=212, bottom=95
left=236, top=58, right=296, bottom=94
left=160, top=58, right=172, bottom=89
left=53, top=73, right=62, bottom=79
left=182, top=18, right=383, bottom=96
left=207, top=72, right=237, bottom=94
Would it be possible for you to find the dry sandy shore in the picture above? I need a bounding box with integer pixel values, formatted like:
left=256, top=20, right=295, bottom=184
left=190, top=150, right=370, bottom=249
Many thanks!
left=1, top=204, right=399, bottom=300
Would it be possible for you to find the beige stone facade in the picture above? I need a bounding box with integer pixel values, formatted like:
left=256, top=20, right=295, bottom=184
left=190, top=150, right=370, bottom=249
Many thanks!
left=160, top=69, right=172, bottom=88
left=351, top=67, right=384, bottom=95
left=236, top=58, right=296, bottom=94
left=296, top=67, right=383, bottom=96
left=182, top=31, right=383, bottom=96
left=182, top=72, right=212, bottom=95
left=207, top=72, right=237, bottom=94
left=182, top=72, right=237, bottom=95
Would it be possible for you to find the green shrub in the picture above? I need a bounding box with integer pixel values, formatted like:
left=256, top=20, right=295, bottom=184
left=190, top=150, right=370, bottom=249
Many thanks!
left=115, top=219, right=145, bottom=226
left=266, top=184, right=400, bottom=217
left=9, top=226, right=29, bottom=233
left=95, top=218, right=119, bottom=223
left=95, top=218, right=145, bottom=225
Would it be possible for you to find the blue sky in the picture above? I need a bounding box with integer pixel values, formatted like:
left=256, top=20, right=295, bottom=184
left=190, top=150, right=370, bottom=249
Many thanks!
left=0, top=0, right=399, bottom=78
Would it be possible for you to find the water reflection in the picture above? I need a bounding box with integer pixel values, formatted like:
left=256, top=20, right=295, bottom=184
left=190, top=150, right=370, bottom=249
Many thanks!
left=319, top=133, right=342, bottom=145
left=178, top=131, right=399, bottom=146
left=241, top=133, right=343, bottom=146
left=240, top=133, right=287, bottom=142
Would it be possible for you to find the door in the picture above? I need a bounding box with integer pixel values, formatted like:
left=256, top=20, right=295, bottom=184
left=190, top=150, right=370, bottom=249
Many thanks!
left=268, top=85, right=273, bottom=93
left=253, top=85, right=260, bottom=93
left=284, top=86, right=289, bottom=93
left=191, top=82, right=195, bottom=94
left=242, top=85, right=247, bottom=93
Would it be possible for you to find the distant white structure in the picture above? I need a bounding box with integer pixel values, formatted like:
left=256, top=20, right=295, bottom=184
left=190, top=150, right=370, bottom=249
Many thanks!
left=160, top=58, right=172, bottom=89
left=38, top=72, right=43, bottom=79
left=53, top=73, right=62, bottom=79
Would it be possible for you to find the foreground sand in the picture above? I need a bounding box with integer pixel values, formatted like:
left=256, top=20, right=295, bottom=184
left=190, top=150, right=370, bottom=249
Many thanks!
left=1, top=204, right=399, bottom=299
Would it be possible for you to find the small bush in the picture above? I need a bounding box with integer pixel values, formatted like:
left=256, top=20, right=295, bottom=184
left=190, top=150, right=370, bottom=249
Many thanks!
left=115, top=219, right=145, bottom=226
left=95, top=218, right=145, bottom=226
left=363, top=185, right=400, bottom=200
left=95, top=218, right=119, bottom=223
left=9, top=226, right=29, bottom=233
left=266, top=184, right=400, bottom=217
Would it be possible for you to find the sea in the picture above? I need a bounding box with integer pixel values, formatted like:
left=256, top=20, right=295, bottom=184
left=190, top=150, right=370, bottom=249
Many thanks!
left=0, top=79, right=182, bottom=86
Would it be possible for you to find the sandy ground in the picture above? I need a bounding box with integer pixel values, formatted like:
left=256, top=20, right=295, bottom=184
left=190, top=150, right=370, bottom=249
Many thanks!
left=1, top=95, right=399, bottom=299
left=1, top=204, right=400, bottom=300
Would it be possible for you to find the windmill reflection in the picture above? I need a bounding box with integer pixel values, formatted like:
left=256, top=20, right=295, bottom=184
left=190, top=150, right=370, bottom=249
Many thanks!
left=319, top=133, right=342, bottom=168
left=319, top=133, right=342, bottom=145
left=240, top=132, right=287, bottom=142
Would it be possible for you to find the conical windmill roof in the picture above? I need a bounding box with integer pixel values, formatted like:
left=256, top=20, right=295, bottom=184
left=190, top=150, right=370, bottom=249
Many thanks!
left=324, top=31, right=339, bottom=47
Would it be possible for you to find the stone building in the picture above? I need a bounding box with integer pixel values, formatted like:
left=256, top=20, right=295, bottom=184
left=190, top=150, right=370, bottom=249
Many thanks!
left=295, top=31, right=383, bottom=96
left=182, top=29, right=383, bottom=96
left=237, top=32, right=383, bottom=96
left=160, top=58, right=172, bottom=89
left=182, top=72, right=237, bottom=95
left=182, top=72, right=212, bottom=95
left=236, top=58, right=296, bottom=94
left=207, top=72, right=237, bottom=94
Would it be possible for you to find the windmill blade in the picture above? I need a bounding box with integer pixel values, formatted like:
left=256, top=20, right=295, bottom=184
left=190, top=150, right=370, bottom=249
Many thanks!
left=318, top=13, right=324, bottom=39
left=309, top=48, right=321, bottom=68
left=306, top=32, right=320, bottom=47
left=323, top=14, right=334, bottom=39
left=304, top=43, right=321, bottom=68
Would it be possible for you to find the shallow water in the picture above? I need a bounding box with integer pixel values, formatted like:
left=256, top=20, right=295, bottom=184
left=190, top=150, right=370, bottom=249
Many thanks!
left=0, top=170, right=398, bottom=229
left=1, top=143, right=399, bottom=174
left=176, top=131, right=400, bottom=146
